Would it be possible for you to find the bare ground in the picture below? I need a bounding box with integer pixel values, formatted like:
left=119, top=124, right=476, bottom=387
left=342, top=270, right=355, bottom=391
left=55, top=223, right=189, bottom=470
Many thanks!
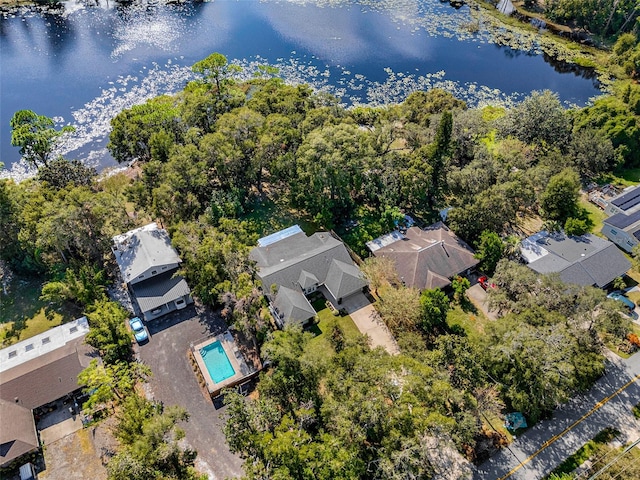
left=38, top=417, right=117, bottom=480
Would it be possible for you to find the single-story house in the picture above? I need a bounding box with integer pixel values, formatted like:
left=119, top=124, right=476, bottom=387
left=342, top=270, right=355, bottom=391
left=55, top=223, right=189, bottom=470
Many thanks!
left=601, top=209, right=640, bottom=253
left=367, top=222, right=479, bottom=290
left=250, top=225, right=368, bottom=327
left=604, top=185, right=640, bottom=216
left=112, top=223, right=192, bottom=321
left=0, top=318, right=96, bottom=469
left=520, top=231, right=631, bottom=287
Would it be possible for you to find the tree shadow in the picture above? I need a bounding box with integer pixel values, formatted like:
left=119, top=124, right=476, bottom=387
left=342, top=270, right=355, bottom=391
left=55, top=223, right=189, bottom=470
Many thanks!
left=460, top=295, right=478, bottom=314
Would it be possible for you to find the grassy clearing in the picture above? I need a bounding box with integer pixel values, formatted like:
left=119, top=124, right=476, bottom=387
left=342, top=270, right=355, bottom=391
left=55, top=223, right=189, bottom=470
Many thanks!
left=306, top=299, right=361, bottom=357
left=243, top=195, right=319, bottom=237
left=633, top=403, right=640, bottom=419
left=446, top=304, right=490, bottom=345
left=0, top=276, right=78, bottom=347
left=609, top=168, right=640, bottom=186
left=547, top=427, right=619, bottom=478
left=579, top=196, right=607, bottom=236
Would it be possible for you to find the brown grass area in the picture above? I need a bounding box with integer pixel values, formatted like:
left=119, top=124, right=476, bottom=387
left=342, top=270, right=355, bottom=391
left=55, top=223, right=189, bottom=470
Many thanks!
left=39, top=418, right=116, bottom=480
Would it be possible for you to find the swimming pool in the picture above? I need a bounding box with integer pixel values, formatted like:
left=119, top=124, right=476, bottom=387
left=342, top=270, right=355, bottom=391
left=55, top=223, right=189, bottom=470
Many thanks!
left=199, top=341, right=236, bottom=384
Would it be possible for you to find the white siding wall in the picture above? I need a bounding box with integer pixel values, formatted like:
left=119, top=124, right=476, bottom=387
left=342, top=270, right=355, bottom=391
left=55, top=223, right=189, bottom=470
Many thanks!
left=601, top=224, right=637, bottom=253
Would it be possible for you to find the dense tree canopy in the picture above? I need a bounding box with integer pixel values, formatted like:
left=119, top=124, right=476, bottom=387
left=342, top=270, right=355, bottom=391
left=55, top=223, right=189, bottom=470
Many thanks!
left=7, top=49, right=640, bottom=480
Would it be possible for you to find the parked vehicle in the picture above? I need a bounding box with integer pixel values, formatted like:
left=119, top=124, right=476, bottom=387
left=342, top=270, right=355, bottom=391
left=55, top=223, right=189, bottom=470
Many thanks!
left=478, top=275, right=496, bottom=291
left=607, top=291, right=636, bottom=312
left=129, top=317, right=149, bottom=344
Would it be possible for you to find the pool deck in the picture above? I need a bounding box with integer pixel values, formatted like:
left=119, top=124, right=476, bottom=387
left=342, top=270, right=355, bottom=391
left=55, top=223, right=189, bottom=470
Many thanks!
left=193, top=331, right=257, bottom=396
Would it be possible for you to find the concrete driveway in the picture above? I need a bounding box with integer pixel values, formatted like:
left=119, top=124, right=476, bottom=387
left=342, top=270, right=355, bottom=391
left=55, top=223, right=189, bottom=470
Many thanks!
left=137, top=304, right=243, bottom=480
left=466, top=284, right=498, bottom=321
left=341, top=292, right=399, bottom=355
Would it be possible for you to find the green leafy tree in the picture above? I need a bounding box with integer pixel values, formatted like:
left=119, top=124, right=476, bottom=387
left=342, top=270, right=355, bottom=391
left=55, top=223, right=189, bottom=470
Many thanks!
left=419, top=288, right=451, bottom=333
left=85, top=299, right=133, bottom=364
left=451, top=275, right=470, bottom=304
left=497, top=90, right=571, bottom=149
left=475, top=230, right=505, bottom=275
left=10, top=110, right=75, bottom=168
left=108, top=96, right=184, bottom=163
left=108, top=398, right=201, bottom=480
left=40, top=265, right=108, bottom=308
left=37, top=157, right=96, bottom=189
left=192, top=52, right=240, bottom=96
left=78, top=359, right=151, bottom=412
left=539, top=168, right=581, bottom=224
left=564, top=216, right=591, bottom=236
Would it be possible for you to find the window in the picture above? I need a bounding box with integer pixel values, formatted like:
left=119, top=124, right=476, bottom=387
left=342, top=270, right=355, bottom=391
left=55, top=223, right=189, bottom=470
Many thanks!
left=8, top=351, right=17, bottom=359
left=25, top=344, right=34, bottom=352
left=152, top=270, right=157, bottom=275
left=70, top=326, right=78, bottom=333
left=162, top=266, right=167, bottom=270
left=42, top=337, right=51, bottom=345
left=139, top=274, right=145, bottom=279
left=610, top=229, right=618, bottom=235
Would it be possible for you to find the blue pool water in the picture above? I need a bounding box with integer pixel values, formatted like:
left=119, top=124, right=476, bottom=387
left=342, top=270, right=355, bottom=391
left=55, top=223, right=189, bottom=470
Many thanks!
left=199, top=341, right=236, bottom=384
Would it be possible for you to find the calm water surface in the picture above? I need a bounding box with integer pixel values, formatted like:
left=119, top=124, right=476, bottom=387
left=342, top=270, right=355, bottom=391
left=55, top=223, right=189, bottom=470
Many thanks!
left=0, top=0, right=602, bottom=176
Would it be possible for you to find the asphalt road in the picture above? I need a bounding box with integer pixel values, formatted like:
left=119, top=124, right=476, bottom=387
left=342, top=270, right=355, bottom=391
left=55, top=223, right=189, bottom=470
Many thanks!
left=475, top=350, right=640, bottom=480
left=137, top=304, right=244, bottom=480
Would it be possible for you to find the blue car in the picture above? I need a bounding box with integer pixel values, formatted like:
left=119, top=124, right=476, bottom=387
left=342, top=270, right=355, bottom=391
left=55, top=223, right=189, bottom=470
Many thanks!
left=607, top=291, right=636, bottom=312
left=129, top=317, right=149, bottom=344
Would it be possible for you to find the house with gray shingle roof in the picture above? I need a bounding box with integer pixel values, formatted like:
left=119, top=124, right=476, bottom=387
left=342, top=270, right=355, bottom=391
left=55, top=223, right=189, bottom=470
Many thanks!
left=112, top=223, right=192, bottom=321
left=368, top=222, right=479, bottom=291
left=250, top=226, right=368, bottom=327
left=520, top=231, right=631, bottom=288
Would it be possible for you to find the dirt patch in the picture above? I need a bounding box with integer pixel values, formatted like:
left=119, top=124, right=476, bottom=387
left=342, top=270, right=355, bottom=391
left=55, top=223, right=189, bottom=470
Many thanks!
left=38, top=417, right=117, bottom=480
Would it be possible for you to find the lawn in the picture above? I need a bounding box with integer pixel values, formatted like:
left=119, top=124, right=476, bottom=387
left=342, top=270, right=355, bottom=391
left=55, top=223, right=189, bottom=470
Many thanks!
left=306, top=298, right=361, bottom=357
left=446, top=304, right=491, bottom=345
left=0, top=276, right=78, bottom=347
left=579, top=195, right=607, bottom=236
left=242, top=195, right=319, bottom=238
left=602, top=167, right=640, bottom=187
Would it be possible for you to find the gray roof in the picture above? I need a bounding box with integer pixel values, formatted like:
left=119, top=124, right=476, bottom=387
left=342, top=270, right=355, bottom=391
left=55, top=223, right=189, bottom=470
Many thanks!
left=324, top=259, right=368, bottom=300
left=113, top=227, right=181, bottom=283
left=131, top=271, right=191, bottom=313
left=273, top=287, right=316, bottom=324
left=610, top=185, right=640, bottom=210
left=0, top=399, right=38, bottom=468
left=298, top=270, right=319, bottom=290
left=372, top=223, right=479, bottom=290
left=250, top=230, right=366, bottom=298
left=604, top=210, right=640, bottom=230
left=0, top=337, right=97, bottom=410
left=525, top=232, right=631, bottom=288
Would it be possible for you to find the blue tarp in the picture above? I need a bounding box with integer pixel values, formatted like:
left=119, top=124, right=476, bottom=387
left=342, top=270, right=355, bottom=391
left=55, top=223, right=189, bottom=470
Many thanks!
left=504, top=412, right=527, bottom=431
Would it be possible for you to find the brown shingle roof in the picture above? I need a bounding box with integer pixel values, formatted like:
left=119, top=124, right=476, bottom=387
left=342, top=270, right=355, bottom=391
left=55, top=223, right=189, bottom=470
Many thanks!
left=0, top=338, right=97, bottom=410
left=0, top=399, right=38, bottom=468
left=373, top=223, right=478, bottom=290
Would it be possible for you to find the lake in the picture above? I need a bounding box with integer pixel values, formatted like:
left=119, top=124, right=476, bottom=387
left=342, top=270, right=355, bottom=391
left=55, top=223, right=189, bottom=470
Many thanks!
left=0, top=0, right=602, bottom=177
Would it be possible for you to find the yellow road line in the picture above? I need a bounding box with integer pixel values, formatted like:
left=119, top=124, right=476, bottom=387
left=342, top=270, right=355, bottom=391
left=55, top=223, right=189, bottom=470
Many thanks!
left=498, top=373, right=640, bottom=480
